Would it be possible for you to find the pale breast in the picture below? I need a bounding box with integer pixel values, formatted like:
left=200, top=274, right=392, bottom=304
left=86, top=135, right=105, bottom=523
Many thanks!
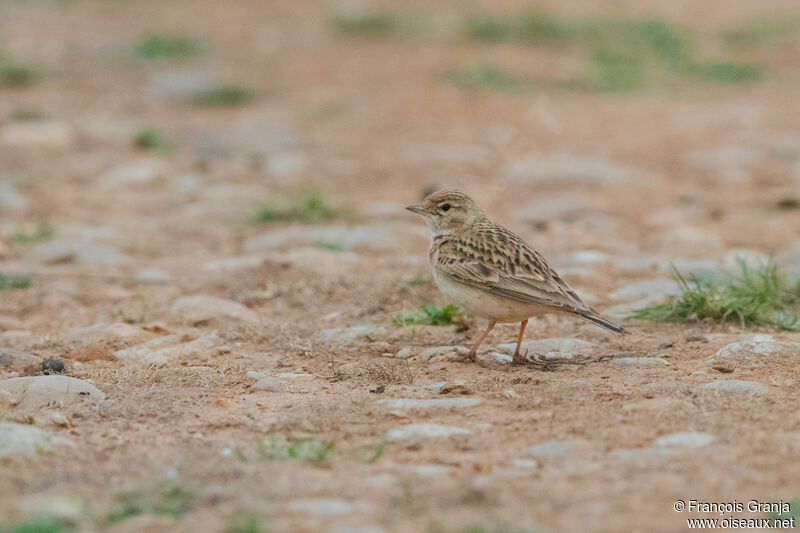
left=431, top=259, right=546, bottom=323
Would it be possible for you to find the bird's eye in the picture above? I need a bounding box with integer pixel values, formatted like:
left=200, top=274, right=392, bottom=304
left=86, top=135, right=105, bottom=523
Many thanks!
left=441, top=204, right=451, bottom=212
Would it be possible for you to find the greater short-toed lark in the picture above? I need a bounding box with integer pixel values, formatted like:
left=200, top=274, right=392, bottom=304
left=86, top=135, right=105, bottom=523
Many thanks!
left=407, top=189, right=626, bottom=364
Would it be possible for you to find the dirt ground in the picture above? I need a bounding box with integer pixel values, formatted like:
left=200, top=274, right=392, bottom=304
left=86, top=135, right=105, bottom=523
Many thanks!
left=1, top=0, right=800, bottom=532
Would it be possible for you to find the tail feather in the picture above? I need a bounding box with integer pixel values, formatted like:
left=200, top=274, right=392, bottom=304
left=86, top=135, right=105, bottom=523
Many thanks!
left=579, top=312, right=628, bottom=334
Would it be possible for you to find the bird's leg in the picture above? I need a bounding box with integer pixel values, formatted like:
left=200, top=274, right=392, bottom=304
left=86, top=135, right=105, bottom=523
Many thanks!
left=466, top=320, right=496, bottom=361
left=513, top=319, right=529, bottom=365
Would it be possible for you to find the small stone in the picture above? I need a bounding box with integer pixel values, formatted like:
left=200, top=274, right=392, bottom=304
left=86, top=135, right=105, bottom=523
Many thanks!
left=288, top=498, right=355, bottom=516
left=41, top=358, right=65, bottom=374
left=525, top=439, right=588, bottom=457
left=0, top=348, right=39, bottom=370
left=0, top=376, right=105, bottom=408
left=171, top=295, right=259, bottom=325
left=264, top=151, right=307, bottom=180
left=116, top=334, right=222, bottom=365
left=658, top=226, right=724, bottom=256
left=0, top=183, right=28, bottom=210
left=386, top=423, right=471, bottom=440
left=685, top=145, right=760, bottom=182
left=313, top=324, right=389, bottom=345
left=503, top=153, right=634, bottom=184
left=712, top=340, right=800, bottom=361
left=98, top=159, right=167, bottom=187
left=480, top=352, right=512, bottom=365
left=244, top=225, right=396, bottom=252
left=702, top=380, right=768, bottom=395
left=394, top=347, right=415, bottom=359
left=611, top=357, right=670, bottom=368
left=135, top=267, right=171, bottom=282
left=609, top=279, right=681, bottom=302
left=253, top=376, right=283, bottom=392
left=29, top=239, right=128, bottom=265
left=65, top=322, right=152, bottom=346
left=427, top=381, right=446, bottom=389
left=497, top=338, right=592, bottom=358
left=722, top=249, right=769, bottom=270
left=1, top=121, right=74, bottom=150
left=378, top=398, right=482, bottom=409
left=653, top=432, right=714, bottom=448
left=418, top=346, right=458, bottom=361
left=0, top=422, right=74, bottom=457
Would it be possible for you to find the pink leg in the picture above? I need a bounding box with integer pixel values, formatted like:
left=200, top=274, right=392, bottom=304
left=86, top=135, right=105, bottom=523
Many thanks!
left=467, top=320, right=496, bottom=361
left=513, top=319, right=529, bottom=364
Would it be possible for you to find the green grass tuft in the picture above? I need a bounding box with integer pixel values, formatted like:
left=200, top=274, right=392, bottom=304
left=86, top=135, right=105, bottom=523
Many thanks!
left=10, top=220, right=54, bottom=245
left=631, top=259, right=800, bottom=329
left=105, top=481, right=193, bottom=524
left=228, top=513, right=269, bottom=533
left=393, top=304, right=461, bottom=326
left=768, top=496, right=800, bottom=527
left=429, top=522, right=539, bottom=533
left=254, top=192, right=341, bottom=224
left=463, top=14, right=512, bottom=42
left=135, top=33, right=209, bottom=60
left=691, top=61, right=762, bottom=84
left=408, top=272, right=431, bottom=286
left=311, top=241, right=345, bottom=252
left=0, top=274, right=31, bottom=291
left=9, top=109, right=48, bottom=121
left=191, top=85, right=255, bottom=107
left=722, top=18, right=800, bottom=47
left=516, top=10, right=577, bottom=43
left=446, top=64, right=525, bottom=91
left=332, top=12, right=398, bottom=36
left=132, top=128, right=172, bottom=151
left=777, top=197, right=800, bottom=210
left=237, top=436, right=334, bottom=465
left=0, top=516, right=72, bottom=533
left=0, top=58, right=40, bottom=88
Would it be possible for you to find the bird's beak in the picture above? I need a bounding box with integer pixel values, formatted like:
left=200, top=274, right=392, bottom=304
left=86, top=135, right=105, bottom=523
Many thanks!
left=405, top=203, right=431, bottom=217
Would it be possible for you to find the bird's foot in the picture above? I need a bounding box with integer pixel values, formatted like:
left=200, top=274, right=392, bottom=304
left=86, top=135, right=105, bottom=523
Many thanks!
left=453, top=345, right=477, bottom=363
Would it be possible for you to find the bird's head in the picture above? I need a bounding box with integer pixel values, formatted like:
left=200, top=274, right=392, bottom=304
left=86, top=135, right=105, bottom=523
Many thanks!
left=406, top=189, right=486, bottom=235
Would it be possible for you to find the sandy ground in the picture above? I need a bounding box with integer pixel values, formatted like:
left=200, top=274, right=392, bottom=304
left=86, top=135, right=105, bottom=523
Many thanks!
left=1, top=0, right=800, bottom=531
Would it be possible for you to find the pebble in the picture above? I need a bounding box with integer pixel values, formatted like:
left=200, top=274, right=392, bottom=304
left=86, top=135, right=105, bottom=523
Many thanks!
left=658, top=226, right=725, bottom=256
left=685, top=145, right=760, bottom=182
left=0, top=376, right=106, bottom=408
left=29, top=239, right=129, bottom=265
left=244, top=225, right=396, bottom=252
left=386, top=423, right=471, bottom=440
left=611, top=357, right=670, bottom=368
left=479, top=352, right=512, bottom=365
left=40, top=358, right=65, bottom=374
left=503, top=153, right=634, bottom=184
left=0, top=422, right=74, bottom=457
left=0, top=348, right=39, bottom=370
left=253, top=376, right=283, bottom=392
left=653, top=432, right=714, bottom=448
left=98, top=159, right=167, bottom=188
left=0, top=182, right=28, bottom=210
left=702, top=380, right=768, bottom=395
left=0, top=121, right=74, bottom=150
left=378, top=398, right=482, bottom=409
left=525, top=439, right=588, bottom=457
left=171, top=295, right=259, bottom=324
left=722, top=249, right=769, bottom=270
left=712, top=340, right=800, bottom=361
left=497, top=338, right=592, bottom=358
left=609, top=279, right=681, bottom=302
left=314, top=324, right=389, bottom=345
left=116, top=334, right=223, bottom=365
left=288, top=498, right=355, bottom=516
left=65, top=322, right=152, bottom=345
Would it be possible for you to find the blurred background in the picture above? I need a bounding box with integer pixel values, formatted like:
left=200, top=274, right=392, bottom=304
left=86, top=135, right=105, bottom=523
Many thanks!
left=1, top=0, right=800, bottom=532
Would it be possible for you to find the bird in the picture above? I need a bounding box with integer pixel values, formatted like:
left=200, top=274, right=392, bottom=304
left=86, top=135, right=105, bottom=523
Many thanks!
left=406, top=189, right=626, bottom=364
